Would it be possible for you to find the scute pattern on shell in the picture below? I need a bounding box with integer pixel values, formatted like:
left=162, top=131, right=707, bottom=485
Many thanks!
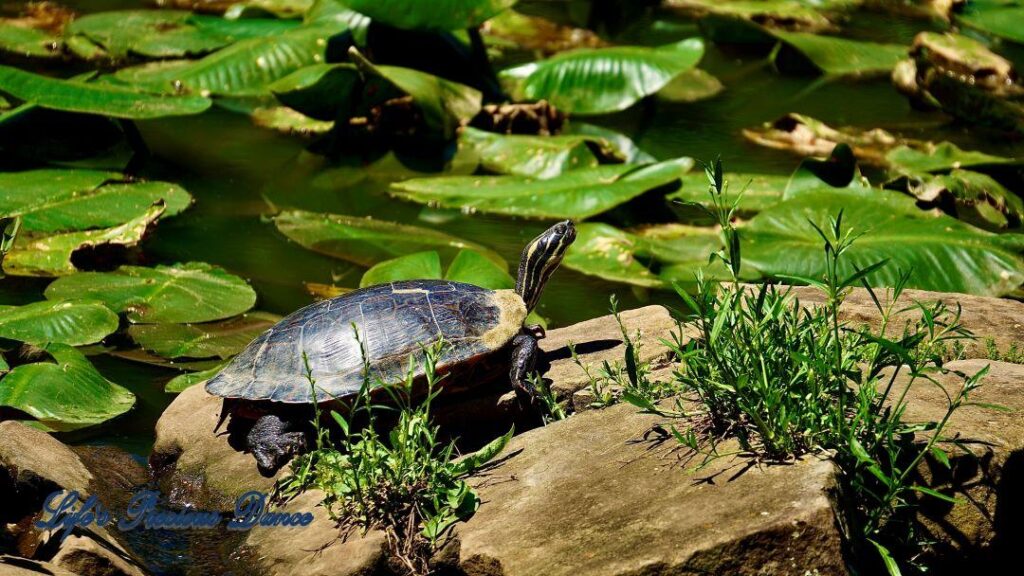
left=206, top=280, right=515, bottom=403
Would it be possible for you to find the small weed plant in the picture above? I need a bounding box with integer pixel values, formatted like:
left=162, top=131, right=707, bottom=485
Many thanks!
left=626, top=160, right=991, bottom=575
left=277, top=339, right=512, bottom=576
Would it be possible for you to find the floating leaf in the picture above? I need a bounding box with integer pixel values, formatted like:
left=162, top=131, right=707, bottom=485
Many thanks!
left=501, top=39, right=705, bottom=115
left=342, top=0, right=518, bottom=30
left=65, top=10, right=298, bottom=60
left=113, top=24, right=344, bottom=97
left=0, top=300, right=118, bottom=346
left=655, top=68, right=724, bottom=103
left=273, top=209, right=507, bottom=269
left=668, top=0, right=836, bottom=35
left=957, top=5, right=1024, bottom=44
left=360, top=251, right=443, bottom=287
left=165, top=363, right=225, bottom=393
left=742, top=187, right=1024, bottom=296
left=269, top=63, right=361, bottom=120
left=771, top=31, right=907, bottom=77
left=350, top=48, right=482, bottom=138
left=0, top=65, right=211, bottom=119
left=391, top=157, right=693, bottom=219
left=3, top=203, right=165, bottom=277
left=44, top=262, right=258, bottom=324
left=444, top=249, right=514, bottom=289
left=0, top=22, right=62, bottom=59
left=250, top=106, right=335, bottom=137
left=0, top=169, right=192, bottom=233
left=894, top=169, right=1024, bottom=231
left=885, top=141, right=1018, bottom=174
left=460, top=126, right=600, bottom=178
left=128, top=311, right=280, bottom=359
left=562, top=223, right=667, bottom=288
left=0, top=344, right=135, bottom=431
left=668, top=172, right=789, bottom=217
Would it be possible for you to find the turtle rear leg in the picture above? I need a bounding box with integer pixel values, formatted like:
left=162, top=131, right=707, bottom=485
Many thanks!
left=509, top=332, right=540, bottom=401
left=247, top=414, right=308, bottom=476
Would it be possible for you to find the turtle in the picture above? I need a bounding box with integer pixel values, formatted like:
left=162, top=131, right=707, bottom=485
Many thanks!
left=206, top=220, right=577, bottom=474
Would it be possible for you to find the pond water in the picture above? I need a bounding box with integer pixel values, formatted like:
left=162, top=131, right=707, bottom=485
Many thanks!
left=4, top=0, right=1024, bottom=487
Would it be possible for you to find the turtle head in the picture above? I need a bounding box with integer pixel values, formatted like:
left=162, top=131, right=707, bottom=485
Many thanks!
left=515, top=220, right=576, bottom=312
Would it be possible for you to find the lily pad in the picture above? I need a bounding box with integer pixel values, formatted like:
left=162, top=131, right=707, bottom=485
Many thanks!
left=742, top=187, right=1024, bottom=296
left=957, top=4, right=1024, bottom=44
left=668, top=172, right=789, bottom=218
left=165, top=363, right=225, bottom=393
left=500, top=38, right=705, bottom=115
left=893, top=169, right=1024, bottom=231
left=0, top=344, right=135, bottom=431
left=273, top=209, right=507, bottom=269
left=269, top=63, right=361, bottom=121
left=459, top=126, right=601, bottom=178
left=0, top=22, right=62, bottom=59
left=3, top=203, right=165, bottom=277
left=361, top=251, right=443, bottom=287
left=0, top=65, right=212, bottom=119
left=44, top=262, right=258, bottom=323
left=0, top=300, right=118, bottom=346
left=885, top=141, right=1019, bottom=174
left=113, top=23, right=345, bottom=97
left=655, top=68, right=725, bottom=103
left=390, top=157, right=693, bottom=219
left=0, top=169, right=192, bottom=233
left=65, top=10, right=298, bottom=60
left=127, top=311, right=281, bottom=359
left=771, top=31, right=908, bottom=78
left=342, top=0, right=518, bottom=30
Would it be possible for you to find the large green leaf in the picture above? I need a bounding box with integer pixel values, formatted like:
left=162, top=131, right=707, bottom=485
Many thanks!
left=269, top=63, right=361, bottom=120
left=0, top=344, right=135, bottom=431
left=112, top=23, right=344, bottom=97
left=501, top=39, right=705, bottom=115
left=390, top=158, right=693, bottom=219
left=885, top=141, right=1019, bottom=174
left=668, top=172, right=789, bottom=218
left=165, top=363, right=225, bottom=393
left=0, top=65, right=211, bottom=119
left=742, top=187, right=1024, bottom=296
left=893, top=169, right=1024, bottom=231
left=360, top=251, right=443, bottom=287
left=444, top=248, right=515, bottom=289
left=459, top=126, right=600, bottom=178
left=44, top=262, right=258, bottom=323
left=0, top=169, right=192, bottom=233
left=957, top=5, right=1024, bottom=44
left=273, top=209, right=506, bottom=269
left=350, top=48, right=482, bottom=138
left=65, top=10, right=298, bottom=60
left=127, top=311, right=280, bottom=359
left=3, top=203, right=165, bottom=277
left=771, top=31, right=907, bottom=77
left=0, top=22, right=62, bottom=59
left=342, top=0, right=517, bottom=30
left=0, top=300, right=118, bottom=346
left=562, top=222, right=722, bottom=288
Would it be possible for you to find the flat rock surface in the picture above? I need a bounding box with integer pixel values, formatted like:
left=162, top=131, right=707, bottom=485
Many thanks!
left=51, top=536, right=146, bottom=576
left=244, top=490, right=387, bottom=576
left=0, top=556, right=79, bottom=576
left=454, top=403, right=846, bottom=576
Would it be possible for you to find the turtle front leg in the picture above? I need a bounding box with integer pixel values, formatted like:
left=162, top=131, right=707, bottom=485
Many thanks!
left=509, top=332, right=540, bottom=401
left=247, top=414, right=308, bottom=476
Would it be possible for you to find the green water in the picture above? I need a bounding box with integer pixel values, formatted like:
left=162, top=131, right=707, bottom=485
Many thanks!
left=5, top=3, right=1023, bottom=459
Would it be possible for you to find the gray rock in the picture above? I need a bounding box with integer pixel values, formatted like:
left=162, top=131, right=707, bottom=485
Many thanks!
left=51, top=536, right=145, bottom=576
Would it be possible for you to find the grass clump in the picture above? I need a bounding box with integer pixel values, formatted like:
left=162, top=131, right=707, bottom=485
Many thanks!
left=277, top=339, right=512, bottom=576
left=627, top=159, right=990, bottom=575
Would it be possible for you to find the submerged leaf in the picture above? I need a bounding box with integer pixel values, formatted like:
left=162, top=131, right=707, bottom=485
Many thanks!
left=0, top=344, right=135, bottom=431
left=0, top=65, right=211, bottom=119
left=44, top=262, right=258, bottom=323
left=501, top=39, right=705, bottom=115
left=273, top=209, right=507, bottom=269
left=390, top=157, right=693, bottom=219
left=128, top=311, right=281, bottom=359
left=0, top=299, right=118, bottom=346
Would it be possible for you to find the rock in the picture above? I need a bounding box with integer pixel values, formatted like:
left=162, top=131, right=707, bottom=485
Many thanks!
left=785, top=286, right=1024, bottom=358
left=150, top=383, right=279, bottom=511
left=452, top=403, right=846, bottom=576
left=51, top=536, right=145, bottom=576
left=243, top=490, right=387, bottom=576
left=900, top=359, right=1024, bottom=569
left=0, top=555, right=79, bottom=576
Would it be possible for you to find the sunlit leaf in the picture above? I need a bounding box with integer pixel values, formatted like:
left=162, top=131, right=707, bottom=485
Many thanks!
left=0, top=344, right=135, bottom=431
left=342, top=0, right=518, bottom=30
left=0, top=299, right=118, bottom=346
left=44, top=262, right=258, bottom=323
left=501, top=38, right=705, bottom=115
left=459, top=126, right=600, bottom=178
left=360, top=251, right=443, bottom=287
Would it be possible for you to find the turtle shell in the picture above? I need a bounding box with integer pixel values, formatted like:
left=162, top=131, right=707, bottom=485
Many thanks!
left=205, top=280, right=527, bottom=403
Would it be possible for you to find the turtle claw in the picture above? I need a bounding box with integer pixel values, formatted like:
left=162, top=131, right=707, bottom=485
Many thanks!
left=248, top=415, right=307, bottom=476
